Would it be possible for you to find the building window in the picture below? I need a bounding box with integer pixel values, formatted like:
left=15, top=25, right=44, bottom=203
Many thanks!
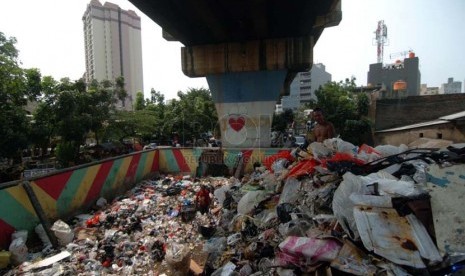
left=419, top=133, right=423, bottom=138
left=436, top=133, right=442, bottom=139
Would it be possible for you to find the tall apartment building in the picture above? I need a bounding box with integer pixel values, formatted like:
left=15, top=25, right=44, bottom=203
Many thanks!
left=83, top=0, right=143, bottom=110
left=440, top=77, right=462, bottom=94
left=281, top=63, right=331, bottom=110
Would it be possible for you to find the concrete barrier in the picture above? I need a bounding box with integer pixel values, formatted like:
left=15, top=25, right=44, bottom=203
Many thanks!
left=0, top=147, right=284, bottom=249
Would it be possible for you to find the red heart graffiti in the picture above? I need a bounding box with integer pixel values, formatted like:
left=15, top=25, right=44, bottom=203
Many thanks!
left=228, top=116, right=245, bottom=132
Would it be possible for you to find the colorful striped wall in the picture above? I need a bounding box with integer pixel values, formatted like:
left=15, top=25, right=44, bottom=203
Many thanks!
left=0, top=150, right=159, bottom=249
left=157, top=147, right=285, bottom=174
left=0, top=147, right=285, bottom=249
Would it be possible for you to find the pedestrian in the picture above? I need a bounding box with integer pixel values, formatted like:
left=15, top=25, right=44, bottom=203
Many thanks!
left=312, top=107, right=336, bottom=142
left=195, top=185, right=211, bottom=214
left=306, top=110, right=317, bottom=142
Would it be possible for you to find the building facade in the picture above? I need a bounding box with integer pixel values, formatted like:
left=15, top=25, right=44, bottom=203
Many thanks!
left=83, top=0, right=143, bottom=110
left=440, top=77, right=462, bottom=94
left=367, top=54, right=421, bottom=98
left=281, top=63, right=331, bottom=110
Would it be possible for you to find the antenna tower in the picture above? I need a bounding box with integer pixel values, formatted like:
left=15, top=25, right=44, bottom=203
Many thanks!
left=374, top=20, right=388, bottom=63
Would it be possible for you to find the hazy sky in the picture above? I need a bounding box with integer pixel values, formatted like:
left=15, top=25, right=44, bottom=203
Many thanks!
left=1, top=0, right=464, bottom=100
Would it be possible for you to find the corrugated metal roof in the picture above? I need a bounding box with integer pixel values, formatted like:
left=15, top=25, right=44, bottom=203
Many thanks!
left=376, top=120, right=449, bottom=133
left=439, top=110, right=465, bottom=120
left=377, top=110, right=465, bottom=133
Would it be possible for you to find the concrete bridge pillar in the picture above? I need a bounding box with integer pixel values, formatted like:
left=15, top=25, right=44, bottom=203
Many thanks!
left=182, top=36, right=314, bottom=147
left=207, top=70, right=286, bottom=147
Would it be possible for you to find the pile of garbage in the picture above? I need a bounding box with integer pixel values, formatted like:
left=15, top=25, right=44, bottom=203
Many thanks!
left=1, top=138, right=465, bottom=275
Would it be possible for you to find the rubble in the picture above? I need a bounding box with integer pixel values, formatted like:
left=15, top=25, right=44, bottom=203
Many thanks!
left=1, top=138, right=465, bottom=275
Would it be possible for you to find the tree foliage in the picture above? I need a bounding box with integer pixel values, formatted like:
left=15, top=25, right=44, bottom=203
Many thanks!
left=0, top=32, right=34, bottom=159
left=315, top=78, right=373, bottom=145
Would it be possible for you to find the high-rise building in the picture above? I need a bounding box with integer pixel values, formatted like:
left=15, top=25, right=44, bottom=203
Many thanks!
left=83, top=0, right=143, bottom=110
left=281, top=63, right=331, bottom=110
left=440, top=77, right=462, bottom=94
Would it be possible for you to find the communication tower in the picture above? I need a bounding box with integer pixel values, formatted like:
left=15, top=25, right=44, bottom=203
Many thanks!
left=373, top=20, right=388, bottom=64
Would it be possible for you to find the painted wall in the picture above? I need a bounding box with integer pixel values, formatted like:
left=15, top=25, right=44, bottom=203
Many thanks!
left=0, top=147, right=284, bottom=249
left=156, top=147, right=285, bottom=175
left=0, top=150, right=158, bottom=249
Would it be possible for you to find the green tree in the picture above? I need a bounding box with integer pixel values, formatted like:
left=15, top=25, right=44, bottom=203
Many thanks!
left=0, top=32, right=31, bottom=161
left=134, top=91, right=145, bottom=111
left=162, top=88, right=218, bottom=144
left=272, top=109, right=294, bottom=133
left=315, top=78, right=373, bottom=145
left=115, top=76, right=127, bottom=108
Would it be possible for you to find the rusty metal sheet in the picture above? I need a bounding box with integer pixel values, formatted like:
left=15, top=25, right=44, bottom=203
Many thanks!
left=354, top=206, right=441, bottom=268
left=426, top=163, right=465, bottom=256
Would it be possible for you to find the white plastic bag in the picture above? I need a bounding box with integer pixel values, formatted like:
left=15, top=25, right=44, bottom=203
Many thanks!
left=374, top=144, right=408, bottom=157
left=309, top=142, right=332, bottom=160
left=51, top=220, right=74, bottom=246
left=9, top=238, right=28, bottom=265
left=237, top=190, right=269, bottom=215
left=278, top=178, right=301, bottom=204
left=11, top=230, right=28, bottom=243
left=35, top=224, right=52, bottom=247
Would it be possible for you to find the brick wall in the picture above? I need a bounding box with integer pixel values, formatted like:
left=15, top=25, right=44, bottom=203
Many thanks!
left=375, top=94, right=465, bottom=130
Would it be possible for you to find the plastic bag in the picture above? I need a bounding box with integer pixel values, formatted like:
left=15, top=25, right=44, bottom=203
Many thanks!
left=309, top=142, right=333, bottom=160
left=374, top=144, right=408, bottom=157
left=278, top=219, right=312, bottom=237
left=286, top=159, right=319, bottom=179
left=332, top=172, right=367, bottom=239
left=11, top=230, right=28, bottom=243
left=165, top=242, right=191, bottom=276
left=211, top=261, right=237, bottom=276
left=323, top=138, right=357, bottom=154
left=278, top=236, right=342, bottom=265
left=203, top=237, right=226, bottom=254
left=51, top=220, right=74, bottom=246
left=35, top=224, right=52, bottom=247
left=9, top=238, right=28, bottom=265
left=278, top=178, right=301, bottom=204
left=237, top=190, right=269, bottom=215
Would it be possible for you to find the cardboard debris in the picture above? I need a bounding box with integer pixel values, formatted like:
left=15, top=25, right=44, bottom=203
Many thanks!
left=22, top=251, right=71, bottom=272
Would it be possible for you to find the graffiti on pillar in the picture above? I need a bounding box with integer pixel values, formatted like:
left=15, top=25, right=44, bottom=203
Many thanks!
left=220, top=105, right=255, bottom=146
left=225, top=114, right=248, bottom=145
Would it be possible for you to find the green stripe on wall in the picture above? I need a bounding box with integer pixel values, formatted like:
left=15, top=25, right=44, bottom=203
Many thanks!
left=164, top=150, right=179, bottom=173
left=100, top=158, right=123, bottom=198
left=0, top=190, right=38, bottom=230
left=56, top=168, right=88, bottom=216
left=135, top=152, right=148, bottom=183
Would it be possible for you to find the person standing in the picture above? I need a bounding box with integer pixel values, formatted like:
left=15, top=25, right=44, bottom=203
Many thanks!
left=312, top=107, right=336, bottom=142
left=195, top=185, right=211, bottom=214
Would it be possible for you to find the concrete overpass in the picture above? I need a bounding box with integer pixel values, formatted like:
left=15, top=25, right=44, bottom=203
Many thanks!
left=129, top=0, right=342, bottom=147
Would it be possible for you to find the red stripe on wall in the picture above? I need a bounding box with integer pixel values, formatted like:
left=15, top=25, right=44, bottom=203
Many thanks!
left=126, top=153, right=141, bottom=182
left=84, top=161, right=114, bottom=205
left=152, top=150, right=159, bottom=172
left=33, top=171, right=73, bottom=200
left=172, top=149, right=191, bottom=172
left=0, top=218, right=16, bottom=250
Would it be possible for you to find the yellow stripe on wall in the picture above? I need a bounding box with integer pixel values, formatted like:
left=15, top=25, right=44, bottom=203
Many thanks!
left=180, top=149, right=198, bottom=172
left=143, top=151, right=155, bottom=176
left=69, top=165, right=101, bottom=212
left=112, top=156, right=132, bottom=190
left=30, top=181, right=58, bottom=219
left=6, top=185, right=37, bottom=218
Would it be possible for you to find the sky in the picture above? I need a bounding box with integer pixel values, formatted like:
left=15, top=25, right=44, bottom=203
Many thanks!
left=1, top=0, right=464, bottom=100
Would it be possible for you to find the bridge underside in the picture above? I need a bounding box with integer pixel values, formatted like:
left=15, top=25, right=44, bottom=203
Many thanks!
left=129, top=0, right=342, bottom=147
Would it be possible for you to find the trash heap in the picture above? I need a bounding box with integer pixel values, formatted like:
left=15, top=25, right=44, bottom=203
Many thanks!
left=2, top=137, right=465, bottom=275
